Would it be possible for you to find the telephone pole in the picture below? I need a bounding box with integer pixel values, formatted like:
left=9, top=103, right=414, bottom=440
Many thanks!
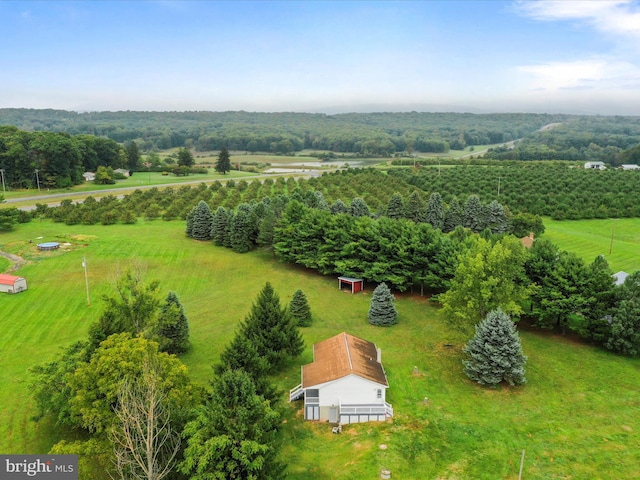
left=34, top=169, right=41, bottom=192
left=82, top=257, right=91, bottom=306
left=0, top=169, right=5, bottom=193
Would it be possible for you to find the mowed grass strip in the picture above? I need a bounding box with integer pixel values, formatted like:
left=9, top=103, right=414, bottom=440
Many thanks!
left=1, top=220, right=639, bottom=479
left=543, top=217, right=640, bottom=273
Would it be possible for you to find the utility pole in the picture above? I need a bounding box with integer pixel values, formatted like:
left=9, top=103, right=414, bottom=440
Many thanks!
left=34, top=169, right=41, bottom=192
left=0, top=169, right=5, bottom=193
left=82, top=257, right=91, bottom=306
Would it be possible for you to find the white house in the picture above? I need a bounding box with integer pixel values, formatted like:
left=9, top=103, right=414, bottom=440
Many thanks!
left=621, top=164, right=640, bottom=170
left=289, top=332, right=393, bottom=424
left=584, top=161, right=606, bottom=170
left=0, top=274, right=27, bottom=294
left=82, top=172, right=95, bottom=182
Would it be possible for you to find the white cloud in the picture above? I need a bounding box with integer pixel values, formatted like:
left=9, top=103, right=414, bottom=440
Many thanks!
left=518, top=58, right=640, bottom=91
left=515, top=0, right=640, bottom=38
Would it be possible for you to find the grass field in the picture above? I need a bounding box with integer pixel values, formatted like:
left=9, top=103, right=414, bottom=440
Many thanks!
left=543, top=217, right=640, bottom=273
left=1, top=220, right=639, bottom=479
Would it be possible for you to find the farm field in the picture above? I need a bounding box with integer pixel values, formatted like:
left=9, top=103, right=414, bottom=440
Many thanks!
left=0, top=220, right=639, bottom=479
left=543, top=217, right=640, bottom=273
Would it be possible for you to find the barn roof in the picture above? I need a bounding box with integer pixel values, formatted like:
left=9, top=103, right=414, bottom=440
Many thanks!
left=0, top=274, right=24, bottom=285
left=302, top=332, right=388, bottom=388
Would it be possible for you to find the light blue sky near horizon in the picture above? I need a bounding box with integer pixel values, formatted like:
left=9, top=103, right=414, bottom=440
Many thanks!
left=2, top=0, right=640, bottom=115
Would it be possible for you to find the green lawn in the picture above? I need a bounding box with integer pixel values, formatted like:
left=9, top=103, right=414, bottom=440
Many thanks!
left=542, top=217, right=640, bottom=273
left=1, top=220, right=639, bottom=479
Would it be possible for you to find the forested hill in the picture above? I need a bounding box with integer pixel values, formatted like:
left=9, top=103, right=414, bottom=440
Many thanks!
left=0, top=108, right=570, bottom=153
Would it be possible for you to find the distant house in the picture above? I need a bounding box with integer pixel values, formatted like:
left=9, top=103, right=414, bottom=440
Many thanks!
left=289, top=332, right=393, bottom=424
left=0, top=274, right=27, bottom=294
left=114, top=168, right=131, bottom=177
left=621, top=164, right=640, bottom=170
left=82, top=172, right=95, bottom=182
left=613, top=271, right=629, bottom=286
left=584, top=162, right=606, bottom=170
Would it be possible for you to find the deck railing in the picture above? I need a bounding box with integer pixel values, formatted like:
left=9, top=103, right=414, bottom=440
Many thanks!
left=289, top=384, right=303, bottom=402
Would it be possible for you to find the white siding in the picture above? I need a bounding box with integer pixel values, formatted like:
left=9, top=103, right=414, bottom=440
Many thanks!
left=314, top=374, right=387, bottom=407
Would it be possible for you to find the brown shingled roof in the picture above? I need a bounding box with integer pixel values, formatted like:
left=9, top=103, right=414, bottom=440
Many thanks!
left=302, top=332, right=388, bottom=388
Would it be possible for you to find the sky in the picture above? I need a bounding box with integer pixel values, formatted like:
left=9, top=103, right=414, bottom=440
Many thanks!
left=2, top=0, right=640, bottom=115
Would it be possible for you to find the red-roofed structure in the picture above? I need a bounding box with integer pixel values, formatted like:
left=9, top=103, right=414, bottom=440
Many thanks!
left=0, top=274, right=27, bottom=294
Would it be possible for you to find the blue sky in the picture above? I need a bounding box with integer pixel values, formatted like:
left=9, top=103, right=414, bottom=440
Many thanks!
left=2, top=0, right=640, bottom=114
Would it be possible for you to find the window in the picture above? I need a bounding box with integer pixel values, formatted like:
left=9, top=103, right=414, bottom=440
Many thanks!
left=377, top=389, right=382, bottom=399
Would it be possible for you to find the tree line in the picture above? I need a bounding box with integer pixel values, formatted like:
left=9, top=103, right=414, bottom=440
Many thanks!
left=0, top=109, right=570, bottom=153
left=31, top=270, right=305, bottom=479
left=390, top=163, right=640, bottom=220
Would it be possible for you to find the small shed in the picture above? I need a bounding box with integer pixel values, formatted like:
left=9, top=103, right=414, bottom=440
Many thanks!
left=82, top=172, right=96, bottom=182
left=621, top=164, right=640, bottom=170
left=338, top=276, right=364, bottom=294
left=0, top=274, right=27, bottom=294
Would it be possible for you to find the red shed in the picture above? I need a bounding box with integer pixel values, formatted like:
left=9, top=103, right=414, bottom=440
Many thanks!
left=338, top=276, right=364, bottom=294
left=0, top=274, right=27, bottom=294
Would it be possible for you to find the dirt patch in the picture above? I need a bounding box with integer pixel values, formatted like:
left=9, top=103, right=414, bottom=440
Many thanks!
left=0, top=251, right=26, bottom=272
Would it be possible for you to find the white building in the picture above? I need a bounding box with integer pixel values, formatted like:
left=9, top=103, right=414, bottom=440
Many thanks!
left=584, top=162, right=606, bottom=170
left=0, top=274, right=27, bottom=294
left=290, top=332, right=393, bottom=424
left=621, top=164, right=640, bottom=170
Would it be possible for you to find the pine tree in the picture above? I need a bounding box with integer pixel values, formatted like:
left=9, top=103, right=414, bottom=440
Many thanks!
left=463, top=308, right=527, bottom=387
left=215, top=146, right=231, bottom=174
left=289, top=289, right=312, bottom=327
left=330, top=199, right=348, bottom=215
left=386, top=193, right=405, bottom=219
left=426, top=192, right=446, bottom=230
left=443, top=196, right=463, bottom=232
left=180, top=369, right=284, bottom=480
left=156, top=291, right=190, bottom=354
left=463, top=194, right=486, bottom=232
left=229, top=203, right=256, bottom=253
left=177, top=147, right=195, bottom=167
left=349, top=197, right=370, bottom=217
left=211, top=206, right=231, bottom=247
left=368, top=283, right=398, bottom=326
left=239, top=282, right=304, bottom=369
left=187, top=200, right=213, bottom=241
left=486, top=200, right=508, bottom=234
left=406, top=191, right=427, bottom=223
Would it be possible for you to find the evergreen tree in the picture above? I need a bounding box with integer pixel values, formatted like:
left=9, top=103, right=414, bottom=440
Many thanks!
left=368, top=283, right=398, bottom=327
left=386, top=192, right=405, bottom=219
left=214, top=334, right=277, bottom=403
left=187, top=200, right=213, bottom=241
left=485, top=200, right=508, bottom=234
left=443, top=196, right=463, bottom=232
left=463, top=308, right=527, bottom=387
left=180, top=369, right=284, bottom=480
left=177, top=147, right=194, bottom=167
left=330, top=199, right=348, bottom=215
left=349, top=197, right=370, bottom=217
left=426, top=192, right=446, bottom=230
left=125, top=140, right=141, bottom=172
left=605, top=299, right=640, bottom=356
left=215, top=146, right=231, bottom=174
left=406, top=191, right=427, bottom=223
left=580, top=255, right=617, bottom=342
left=463, top=194, right=486, bottom=232
left=239, top=282, right=304, bottom=369
left=289, top=289, right=312, bottom=327
left=229, top=203, right=256, bottom=253
left=211, top=206, right=231, bottom=247
left=156, top=291, right=190, bottom=354
left=256, top=205, right=277, bottom=247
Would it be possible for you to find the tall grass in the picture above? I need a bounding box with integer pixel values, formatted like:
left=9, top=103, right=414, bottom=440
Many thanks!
left=1, top=220, right=639, bottom=479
